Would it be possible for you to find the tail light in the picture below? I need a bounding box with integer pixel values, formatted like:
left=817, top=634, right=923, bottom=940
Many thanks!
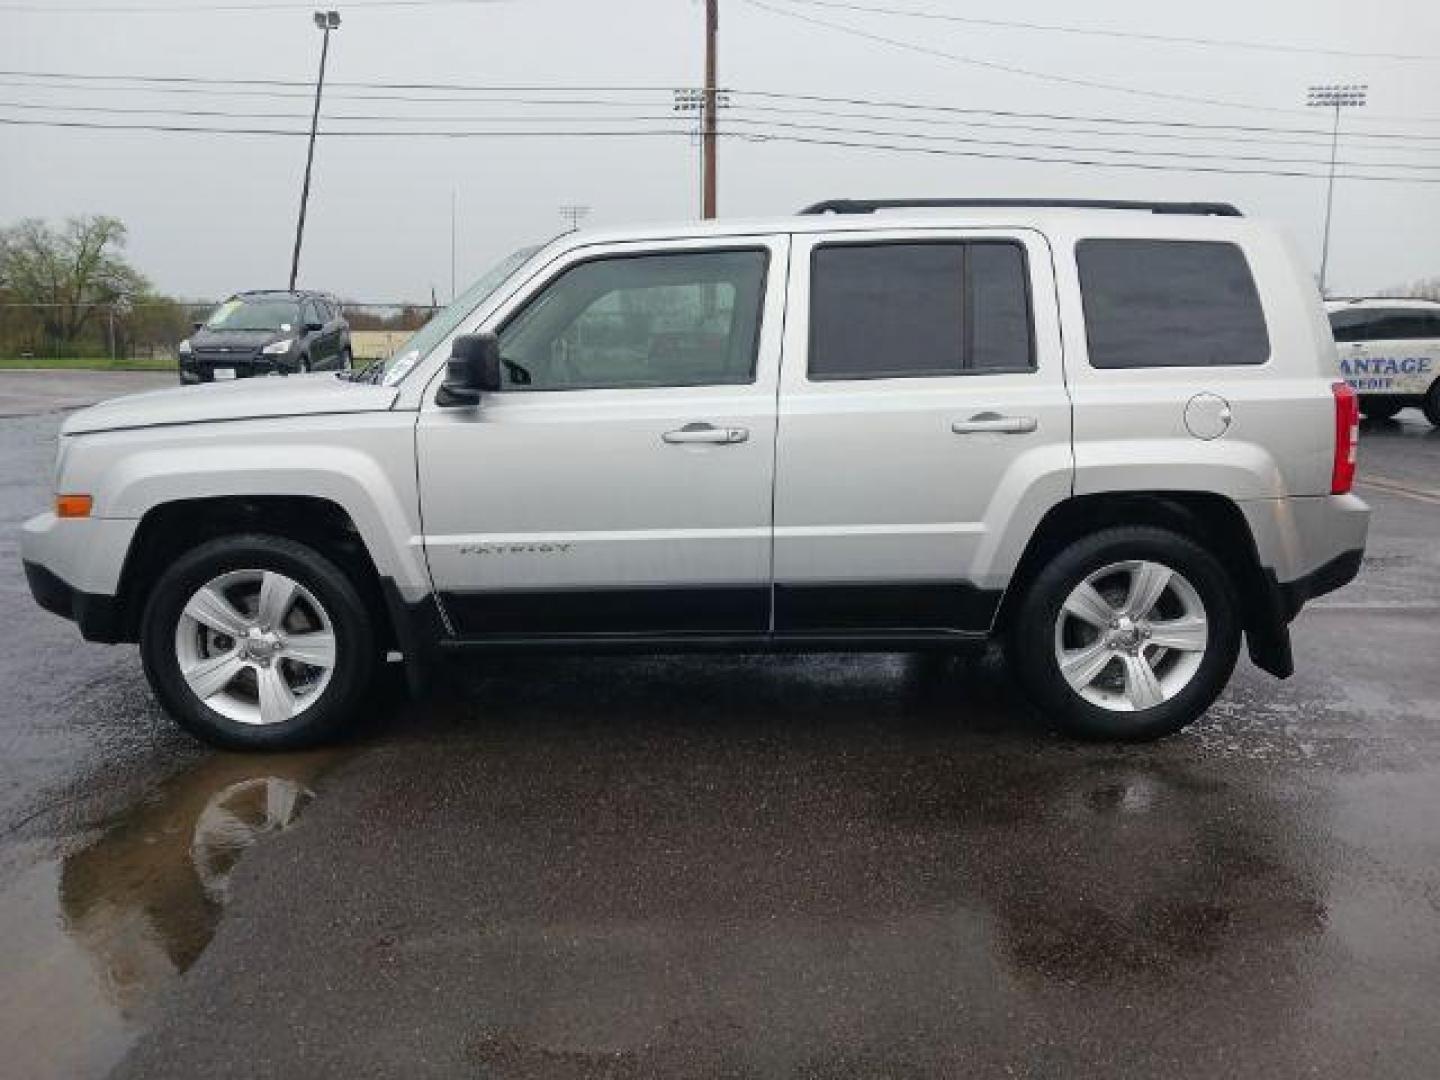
left=1331, top=381, right=1359, bottom=495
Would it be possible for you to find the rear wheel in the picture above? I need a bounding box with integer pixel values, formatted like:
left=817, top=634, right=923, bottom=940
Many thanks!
left=140, top=534, right=376, bottom=750
left=1006, top=526, right=1241, bottom=741
left=1361, top=397, right=1403, bottom=422
left=1424, top=381, right=1440, bottom=427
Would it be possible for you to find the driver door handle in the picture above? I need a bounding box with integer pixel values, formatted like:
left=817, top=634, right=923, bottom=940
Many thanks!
left=951, top=413, right=1038, bottom=435
left=662, top=423, right=749, bottom=445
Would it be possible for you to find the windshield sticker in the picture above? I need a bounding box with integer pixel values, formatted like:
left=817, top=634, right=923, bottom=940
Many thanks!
left=209, top=299, right=243, bottom=325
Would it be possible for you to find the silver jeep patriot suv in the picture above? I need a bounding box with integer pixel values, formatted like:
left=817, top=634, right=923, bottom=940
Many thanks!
left=22, top=198, right=1370, bottom=749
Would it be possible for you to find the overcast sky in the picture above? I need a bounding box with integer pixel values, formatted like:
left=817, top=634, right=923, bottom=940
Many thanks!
left=2, top=0, right=1438, bottom=303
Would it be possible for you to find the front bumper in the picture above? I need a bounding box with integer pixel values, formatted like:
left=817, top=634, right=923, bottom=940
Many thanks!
left=23, top=560, right=125, bottom=642
left=180, top=354, right=284, bottom=382
left=21, top=512, right=139, bottom=643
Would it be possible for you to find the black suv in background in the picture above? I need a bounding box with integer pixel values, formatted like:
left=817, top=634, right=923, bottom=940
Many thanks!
left=179, top=290, right=352, bottom=383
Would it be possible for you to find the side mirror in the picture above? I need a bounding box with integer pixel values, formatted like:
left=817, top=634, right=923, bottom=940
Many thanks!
left=192, top=321, right=204, bottom=332
left=436, top=332, right=502, bottom=407
left=304, top=321, right=324, bottom=333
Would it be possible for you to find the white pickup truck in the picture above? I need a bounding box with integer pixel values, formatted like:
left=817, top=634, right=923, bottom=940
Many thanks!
left=23, top=198, right=1369, bottom=749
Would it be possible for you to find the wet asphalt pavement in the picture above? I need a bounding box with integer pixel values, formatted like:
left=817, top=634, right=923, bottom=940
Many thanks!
left=2, top=373, right=1440, bottom=1078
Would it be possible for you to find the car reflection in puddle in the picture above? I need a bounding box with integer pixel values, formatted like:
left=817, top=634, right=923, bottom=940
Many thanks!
left=2, top=750, right=341, bottom=1080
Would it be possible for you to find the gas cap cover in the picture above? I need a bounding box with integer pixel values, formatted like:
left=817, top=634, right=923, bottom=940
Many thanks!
left=1185, top=392, right=1233, bottom=440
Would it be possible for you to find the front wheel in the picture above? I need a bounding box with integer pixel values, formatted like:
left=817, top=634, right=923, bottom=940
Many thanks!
left=1005, top=526, right=1241, bottom=741
left=140, top=534, right=376, bottom=750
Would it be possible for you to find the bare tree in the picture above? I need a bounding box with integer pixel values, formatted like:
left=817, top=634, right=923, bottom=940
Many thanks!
left=1374, top=276, right=1440, bottom=302
left=0, top=215, right=148, bottom=350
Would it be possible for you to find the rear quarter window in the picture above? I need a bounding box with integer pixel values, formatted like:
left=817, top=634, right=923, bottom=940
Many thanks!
left=1077, top=239, right=1270, bottom=368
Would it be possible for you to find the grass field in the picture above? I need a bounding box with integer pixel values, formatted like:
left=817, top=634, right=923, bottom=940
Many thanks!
left=0, top=356, right=176, bottom=372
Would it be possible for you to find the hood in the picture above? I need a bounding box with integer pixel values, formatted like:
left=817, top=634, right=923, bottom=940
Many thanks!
left=63, top=373, right=400, bottom=435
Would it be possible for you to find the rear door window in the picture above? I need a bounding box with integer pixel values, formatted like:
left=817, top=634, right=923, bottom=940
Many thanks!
left=808, top=240, right=1034, bottom=380
left=1077, top=239, right=1270, bottom=368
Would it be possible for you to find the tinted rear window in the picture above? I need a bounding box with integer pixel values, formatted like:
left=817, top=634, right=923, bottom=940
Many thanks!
left=1077, top=239, right=1269, bottom=368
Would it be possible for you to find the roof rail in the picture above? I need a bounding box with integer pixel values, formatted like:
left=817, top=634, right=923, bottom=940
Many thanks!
left=798, top=198, right=1243, bottom=217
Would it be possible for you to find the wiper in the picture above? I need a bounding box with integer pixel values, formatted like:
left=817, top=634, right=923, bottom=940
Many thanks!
left=339, top=360, right=385, bottom=383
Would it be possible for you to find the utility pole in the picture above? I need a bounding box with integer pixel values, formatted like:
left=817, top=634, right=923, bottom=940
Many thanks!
left=1306, top=83, right=1367, bottom=296
left=673, top=88, right=729, bottom=217
left=559, top=204, right=591, bottom=232
left=289, top=10, right=341, bottom=291
left=702, top=0, right=719, bottom=219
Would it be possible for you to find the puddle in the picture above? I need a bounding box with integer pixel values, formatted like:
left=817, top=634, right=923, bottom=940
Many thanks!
left=0, top=749, right=343, bottom=1080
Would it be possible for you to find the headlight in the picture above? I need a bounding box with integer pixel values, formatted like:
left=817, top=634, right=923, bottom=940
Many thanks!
left=261, top=338, right=294, bottom=355
left=178, top=339, right=192, bottom=355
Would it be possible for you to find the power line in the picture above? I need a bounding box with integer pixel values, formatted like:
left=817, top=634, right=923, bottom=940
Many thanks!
left=732, top=128, right=1440, bottom=184
left=740, top=0, right=1440, bottom=124
left=9, top=69, right=1440, bottom=140
left=0, top=100, right=687, bottom=125
left=0, top=70, right=675, bottom=93
left=732, top=101, right=1440, bottom=154
left=740, top=0, right=1306, bottom=116
left=720, top=116, right=1440, bottom=172
left=0, top=116, right=689, bottom=138
left=8, top=99, right=1440, bottom=171
left=763, top=0, right=1440, bottom=63
left=0, top=0, right=515, bottom=12
left=737, top=88, right=1440, bottom=142
left=8, top=114, right=1440, bottom=186
left=14, top=86, right=1435, bottom=154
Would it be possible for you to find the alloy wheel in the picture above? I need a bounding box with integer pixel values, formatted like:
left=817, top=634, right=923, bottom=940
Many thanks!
left=1053, top=559, right=1209, bottom=713
left=174, top=569, right=337, bottom=726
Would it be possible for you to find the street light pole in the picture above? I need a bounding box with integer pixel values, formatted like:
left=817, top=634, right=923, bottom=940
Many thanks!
left=1306, top=83, right=1367, bottom=297
left=289, top=10, right=341, bottom=291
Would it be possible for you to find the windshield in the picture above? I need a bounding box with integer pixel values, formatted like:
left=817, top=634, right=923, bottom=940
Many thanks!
left=205, top=297, right=300, bottom=333
left=380, top=244, right=542, bottom=385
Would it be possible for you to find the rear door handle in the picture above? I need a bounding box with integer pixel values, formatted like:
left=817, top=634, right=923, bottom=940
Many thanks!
left=662, top=423, right=749, bottom=445
left=951, top=413, right=1038, bottom=435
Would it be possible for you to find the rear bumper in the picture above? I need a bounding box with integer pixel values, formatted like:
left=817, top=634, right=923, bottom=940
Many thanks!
left=1237, top=494, right=1369, bottom=679
left=1240, top=493, right=1371, bottom=590
left=1276, top=548, right=1365, bottom=620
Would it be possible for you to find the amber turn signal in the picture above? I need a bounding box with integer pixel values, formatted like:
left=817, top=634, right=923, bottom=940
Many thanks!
left=55, top=494, right=93, bottom=519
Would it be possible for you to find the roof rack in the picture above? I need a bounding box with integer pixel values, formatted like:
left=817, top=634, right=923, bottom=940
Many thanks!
left=798, top=198, right=1243, bottom=217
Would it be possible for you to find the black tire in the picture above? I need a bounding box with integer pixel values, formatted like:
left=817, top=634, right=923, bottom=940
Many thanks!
left=1424, top=381, right=1440, bottom=427
left=1361, top=397, right=1403, bottom=422
left=140, top=533, right=376, bottom=750
left=1005, top=526, right=1241, bottom=742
